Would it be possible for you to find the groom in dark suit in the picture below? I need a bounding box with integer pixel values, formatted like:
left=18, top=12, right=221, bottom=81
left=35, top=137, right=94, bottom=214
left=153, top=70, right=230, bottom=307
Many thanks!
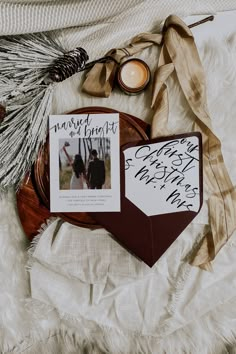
left=87, top=149, right=106, bottom=189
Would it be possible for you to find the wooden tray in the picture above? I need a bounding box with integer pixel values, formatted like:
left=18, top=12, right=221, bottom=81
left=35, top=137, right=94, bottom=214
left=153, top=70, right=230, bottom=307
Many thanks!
left=17, top=107, right=149, bottom=239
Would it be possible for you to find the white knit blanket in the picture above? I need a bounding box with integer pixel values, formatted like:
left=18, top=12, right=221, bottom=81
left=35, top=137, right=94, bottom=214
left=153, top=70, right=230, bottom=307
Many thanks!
left=0, top=0, right=235, bottom=36
left=1, top=2, right=236, bottom=353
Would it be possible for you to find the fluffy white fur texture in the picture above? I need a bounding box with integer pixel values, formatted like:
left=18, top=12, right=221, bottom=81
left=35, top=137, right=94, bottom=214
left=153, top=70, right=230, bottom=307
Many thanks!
left=1, top=18, right=236, bottom=354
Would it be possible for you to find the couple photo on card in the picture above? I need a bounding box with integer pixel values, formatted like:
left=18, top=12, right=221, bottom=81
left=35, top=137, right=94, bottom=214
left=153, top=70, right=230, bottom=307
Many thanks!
left=50, top=113, right=120, bottom=213
left=59, top=138, right=111, bottom=190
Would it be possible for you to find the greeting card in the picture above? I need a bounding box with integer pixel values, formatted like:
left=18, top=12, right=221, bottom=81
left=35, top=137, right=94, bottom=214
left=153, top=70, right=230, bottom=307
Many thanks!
left=91, top=132, right=203, bottom=266
left=49, top=113, right=120, bottom=212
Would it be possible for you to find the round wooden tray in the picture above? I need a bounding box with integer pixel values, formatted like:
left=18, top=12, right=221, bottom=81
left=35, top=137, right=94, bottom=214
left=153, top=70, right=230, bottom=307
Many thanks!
left=17, top=106, right=149, bottom=239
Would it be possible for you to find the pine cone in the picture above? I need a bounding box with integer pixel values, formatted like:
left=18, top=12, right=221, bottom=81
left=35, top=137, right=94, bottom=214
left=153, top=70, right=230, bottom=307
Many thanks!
left=49, top=47, right=89, bottom=82
left=0, top=104, right=6, bottom=123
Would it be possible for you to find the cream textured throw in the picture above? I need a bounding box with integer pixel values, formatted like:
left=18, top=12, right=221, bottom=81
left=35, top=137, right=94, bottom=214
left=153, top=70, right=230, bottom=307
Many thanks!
left=1, top=1, right=236, bottom=353
left=0, top=0, right=235, bottom=35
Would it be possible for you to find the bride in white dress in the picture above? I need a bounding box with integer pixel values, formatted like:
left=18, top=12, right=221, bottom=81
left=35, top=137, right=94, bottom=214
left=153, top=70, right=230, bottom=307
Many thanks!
left=70, top=154, right=86, bottom=190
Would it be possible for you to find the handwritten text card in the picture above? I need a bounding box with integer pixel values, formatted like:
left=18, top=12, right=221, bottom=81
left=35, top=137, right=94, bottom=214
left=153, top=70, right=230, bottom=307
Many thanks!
left=49, top=113, right=120, bottom=212
left=124, top=135, right=201, bottom=216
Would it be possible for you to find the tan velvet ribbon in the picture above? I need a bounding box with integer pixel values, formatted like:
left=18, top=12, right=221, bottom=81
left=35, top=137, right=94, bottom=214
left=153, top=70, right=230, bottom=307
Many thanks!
left=82, top=15, right=236, bottom=269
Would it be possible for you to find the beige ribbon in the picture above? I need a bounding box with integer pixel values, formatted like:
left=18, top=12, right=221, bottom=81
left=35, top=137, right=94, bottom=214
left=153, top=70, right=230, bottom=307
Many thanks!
left=82, top=15, right=236, bottom=269
left=82, top=33, right=163, bottom=97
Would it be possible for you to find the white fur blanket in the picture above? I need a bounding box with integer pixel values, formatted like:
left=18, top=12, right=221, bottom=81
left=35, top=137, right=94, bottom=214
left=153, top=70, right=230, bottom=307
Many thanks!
left=1, top=4, right=236, bottom=354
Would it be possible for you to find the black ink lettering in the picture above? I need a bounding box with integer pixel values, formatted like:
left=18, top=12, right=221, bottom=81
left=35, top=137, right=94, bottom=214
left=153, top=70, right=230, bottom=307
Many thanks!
left=84, top=120, right=118, bottom=138
left=135, top=166, right=151, bottom=182
left=153, top=166, right=168, bottom=180
left=181, top=153, right=199, bottom=172
left=180, top=137, right=199, bottom=153
left=186, top=140, right=199, bottom=153
left=125, top=158, right=134, bottom=170
left=164, top=168, right=185, bottom=185
left=186, top=187, right=199, bottom=198
left=84, top=125, right=103, bottom=138
left=135, top=146, right=156, bottom=161
left=180, top=138, right=187, bottom=144
left=50, top=114, right=92, bottom=134
left=103, top=121, right=118, bottom=135
left=171, top=153, right=184, bottom=167
left=135, top=166, right=157, bottom=185
left=156, top=140, right=180, bottom=158
left=166, top=189, right=193, bottom=210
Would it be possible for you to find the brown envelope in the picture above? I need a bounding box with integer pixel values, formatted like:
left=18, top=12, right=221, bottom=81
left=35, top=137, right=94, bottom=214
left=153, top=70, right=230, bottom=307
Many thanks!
left=91, top=132, right=203, bottom=267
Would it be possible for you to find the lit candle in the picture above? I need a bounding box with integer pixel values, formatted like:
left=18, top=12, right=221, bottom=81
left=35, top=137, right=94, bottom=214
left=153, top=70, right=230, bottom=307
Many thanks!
left=117, top=59, right=150, bottom=94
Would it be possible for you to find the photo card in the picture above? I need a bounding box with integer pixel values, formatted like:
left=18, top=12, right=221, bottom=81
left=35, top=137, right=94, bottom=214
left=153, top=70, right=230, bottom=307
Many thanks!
left=49, top=113, right=120, bottom=212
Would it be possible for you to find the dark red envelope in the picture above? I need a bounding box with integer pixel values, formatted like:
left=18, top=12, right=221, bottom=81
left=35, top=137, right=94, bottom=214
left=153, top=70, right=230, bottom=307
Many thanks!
left=91, top=132, right=203, bottom=267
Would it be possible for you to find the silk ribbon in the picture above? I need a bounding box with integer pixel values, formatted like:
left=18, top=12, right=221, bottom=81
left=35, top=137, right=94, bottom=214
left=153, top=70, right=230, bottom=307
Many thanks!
left=82, top=15, right=236, bottom=269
